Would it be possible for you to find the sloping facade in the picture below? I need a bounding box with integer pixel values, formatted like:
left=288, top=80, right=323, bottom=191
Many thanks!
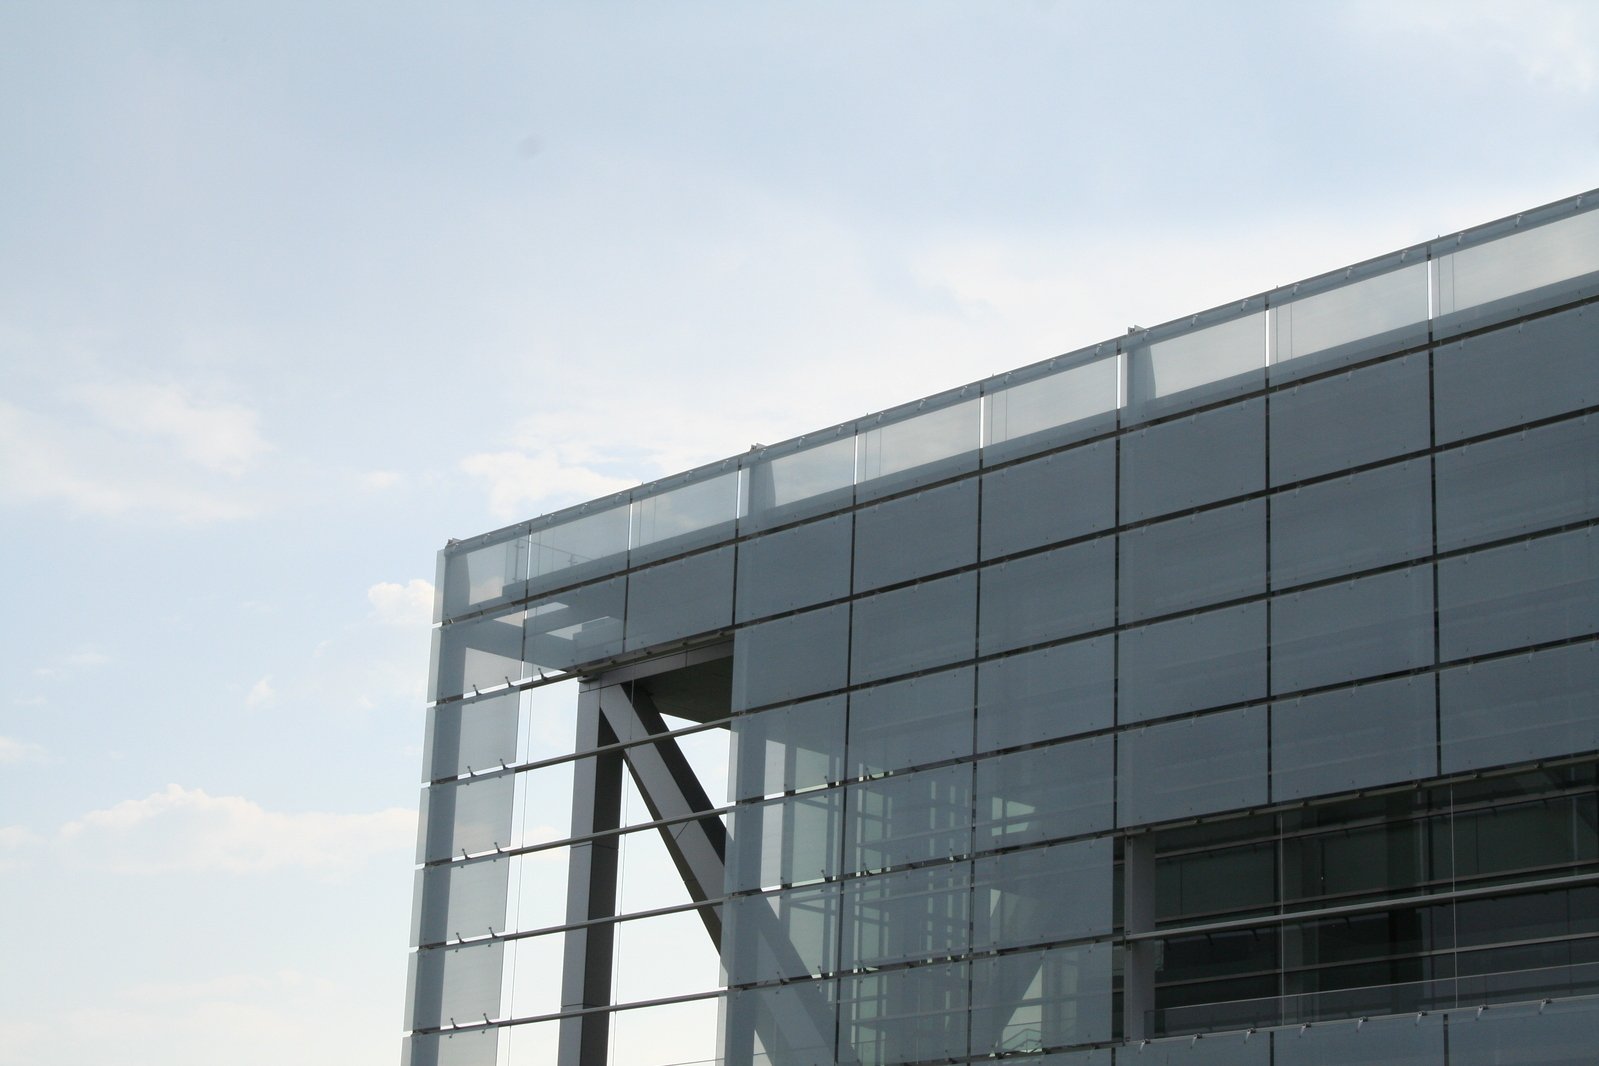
left=405, top=190, right=1599, bottom=1065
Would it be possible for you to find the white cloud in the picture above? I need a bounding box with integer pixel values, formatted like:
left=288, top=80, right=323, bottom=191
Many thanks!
left=359, top=469, right=402, bottom=490
left=73, top=382, right=271, bottom=475
left=460, top=448, right=636, bottom=520
left=0, top=396, right=265, bottom=523
left=57, top=784, right=416, bottom=876
left=0, top=825, right=39, bottom=848
left=0, top=736, right=46, bottom=764
left=245, top=676, right=275, bottom=708
left=367, top=578, right=435, bottom=627
left=33, top=648, right=111, bottom=679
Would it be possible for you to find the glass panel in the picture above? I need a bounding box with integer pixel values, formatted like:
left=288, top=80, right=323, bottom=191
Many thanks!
left=732, top=603, right=851, bottom=711
left=431, top=608, right=526, bottom=701
left=838, top=961, right=969, bottom=1066
left=725, top=883, right=840, bottom=984
left=1121, top=396, right=1265, bottom=522
left=973, top=736, right=1114, bottom=850
left=1125, top=310, right=1266, bottom=419
left=411, top=856, right=510, bottom=947
left=731, top=696, right=847, bottom=801
left=417, top=773, right=515, bottom=862
left=1439, top=526, right=1599, bottom=661
left=1269, top=353, right=1430, bottom=485
left=1130, top=1030, right=1270, bottom=1066
left=969, top=943, right=1113, bottom=1055
left=1436, top=208, right=1599, bottom=325
left=735, top=514, right=853, bottom=623
left=979, top=439, right=1115, bottom=560
left=528, top=501, right=629, bottom=594
left=402, top=1028, right=498, bottom=1066
left=1119, top=601, right=1267, bottom=724
left=1272, top=1010, right=1445, bottom=1066
left=972, top=837, right=1113, bottom=948
left=978, top=537, right=1115, bottom=656
left=523, top=576, right=625, bottom=672
left=405, top=939, right=505, bottom=1030
left=845, top=763, right=972, bottom=874
left=976, top=636, right=1114, bottom=752
left=723, top=979, right=838, bottom=1066
left=629, top=467, right=739, bottom=562
left=1271, top=261, right=1429, bottom=375
left=423, top=690, right=520, bottom=781
left=983, top=351, right=1119, bottom=463
left=1435, top=414, right=1599, bottom=552
left=1117, top=706, right=1268, bottom=826
left=1435, top=303, right=1599, bottom=444
left=609, top=997, right=722, bottom=1066
left=741, top=431, right=856, bottom=532
left=441, top=532, right=526, bottom=618
left=1271, top=675, right=1437, bottom=802
left=856, top=396, right=980, bottom=499
left=847, top=666, right=974, bottom=777
left=842, top=862, right=971, bottom=968
left=1271, top=565, right=1435, bottom=694
left=1440, top=641, right=1599, bottom=773
left=727, top=787, right=844, bottom=892
left=612, top=908, right=724, bottom=1003
left=1120, top=500, right=1266, bottom=622
left=850, top=572, right=976, bottom=685
left=1447, top=995, right=1599, bottom=1066
left=1271, top=460, right=1432, bottom=587
left=853, top=478, right=978, bottom=591
left=624, top=546, right=735, bottom=652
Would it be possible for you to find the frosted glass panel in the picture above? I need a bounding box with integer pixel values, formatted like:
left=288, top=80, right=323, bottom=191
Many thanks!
left=1118, top=706, right=1268, bottom=826
left=1447, top=995, right=1599, bottom=1066
left=975, top=636, right=1114, bottom=752
left=402, top=1028, right=498, bottom=1066
left=969, top=943, right=1113, bottom=1055
left=442, top=533, right=526, bottom=618
left=732, top=604, right=851, bottom=711
left=1118, top=602, right=1267, bottom=723
left=1126, top=310, right=1265, bottom=416
left=984, top=353, right=1119, bottom=461
left=1435, top=304, right=1599, bottom=444
left=624, top=546, right=734, bottom=652
left=1271, top=565, right=1435, bottom=694
left=973, top=737, right=1114, bottom=850
left=846, top=763, right=972, bottom=874
left=630, top=468, right=739, bottom=560
left=1120, top=500, right=1265, bottom=623
left=848, top=666, right=974, bottom=776
left=1121, top=397, right=1264, bottom=522
left=854, top=478, right=978, bottom=591
left=1271, top=460, right=1432, bottom=587
left=736, top=514, right=853, bottom=622
left=742, top=432, right=856, bottom=531
left=1441, top=641, right=1599, bottom=773
left=725, top=883, right=840, bottom=984
left=842, top=863, right=971, bottom=968
left=978, top=537, right=1114, bottom=655
left=857, top=397, right=980, bottom=498
left=431, top=609, right=525, bottom=701
left=851, top=573, right=976, bottom=684
left=1272, top=1010, right=1444, bottom=1065
left=980, top=440, right=1115, bottom=560
left=724, top=980, right=837, bottom=1066
left=1435, top=415, right=1599, bottom=551
left=523, top=577, right=625, bottom=671
left=728, top=788, right=843, bottom=892
left=528, top=502, right=629, bottom=593
left=411, top=856, right=510, bottom=947
left=1438, top=526, right=1599, bottom=660
left=1438, top=208, right=1599, bottom=316
left=1271, top=262, right=1428, bottom=370
left=839, top=962, right=969, bottom=1066
left=1271, top=675, right=1436, bottom=802
left=423, top=691, right=520, bottom=781
left=405, top=939, right=505, bottom=1030
left=1269, top=353, right=1430, bottom=485
left=732, top=696, right=847, bottom=801
left=417, top=774, right=515, bottom=862
left=971, top=837, right=1113, bottom=948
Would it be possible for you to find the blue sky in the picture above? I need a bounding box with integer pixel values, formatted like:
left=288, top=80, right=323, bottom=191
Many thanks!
left=0, top=3, right=1595, bottom=1063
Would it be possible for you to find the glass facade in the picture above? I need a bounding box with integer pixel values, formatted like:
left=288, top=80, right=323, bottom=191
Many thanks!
left=405, top=190, right=1599, bottom=1065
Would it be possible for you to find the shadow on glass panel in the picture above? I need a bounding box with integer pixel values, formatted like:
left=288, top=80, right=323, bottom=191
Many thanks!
left=1123, top=304, right=1266, bottom=424
left=740, top=429, right=857, bottom=534
left=855, top=389, right=981, bottom=502
left=982, top=348, right=1120, bottom=466
left=1433, top=204, right=1599, bottom=340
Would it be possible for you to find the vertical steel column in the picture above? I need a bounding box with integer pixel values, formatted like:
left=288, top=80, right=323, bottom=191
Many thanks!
left=557, top=685, right=624, bottom=1066
left=1122, top=833, right=1157, bottom=1042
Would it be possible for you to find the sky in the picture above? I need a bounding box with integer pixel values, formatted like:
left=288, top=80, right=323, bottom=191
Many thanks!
left=0, top=2, right=1596, bottom=1064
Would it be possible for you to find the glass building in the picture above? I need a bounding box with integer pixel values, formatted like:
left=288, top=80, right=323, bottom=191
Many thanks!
left=404, top=190, right=1599, bottom=1065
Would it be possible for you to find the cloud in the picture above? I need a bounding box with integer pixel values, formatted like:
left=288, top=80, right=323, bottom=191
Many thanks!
left=73, top=382, right=271, bottom=476
left=360, top=469, right=402, bottom=490
left=33, top=648, right=111, bottom=680
left=460, top=448, right=635, bottom=520
left=0, top=736, right=47, bottom=764
left=245, top=676, right=275, bottom=708
left=367, top=579, right=435, bottom=627
left=57, top=784, right=416, bottom=876
left=0, top=396, right=266, bottom=523
left=1352, top=0, right=1599, bottom=94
